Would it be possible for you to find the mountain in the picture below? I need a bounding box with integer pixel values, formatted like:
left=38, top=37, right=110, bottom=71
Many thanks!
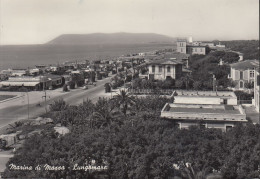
left=47, top=32, right=176, bottom=45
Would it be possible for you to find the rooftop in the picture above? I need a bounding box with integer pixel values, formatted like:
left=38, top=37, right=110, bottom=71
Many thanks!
left=187, top=45, right=207, bottom=48
left=230, top=59, right=259, bottom=70
left=163, top=52, right=190, bottom=60
left=161, top=103, right=246, bottom=121
left=148, top=59, right=183, bottom=65
left=174, top=90, right=236, bottom=98
left=250, top=60, right=260, bottom=72
left=177, top=38, right=187, bottom=42
left=168, top=104, right=240, bottom=114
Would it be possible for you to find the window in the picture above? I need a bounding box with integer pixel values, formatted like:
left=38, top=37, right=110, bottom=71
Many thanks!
left=200, top=48, right=202, bottom=52
left=223, top=99, right=227, bottom=104
left=181, top=48, right=183, bottom=52
left=250, top=71, right=254, bottom=78
left=194, top=48, right=197, bottom=52
left=167, top=66, right=171, bottom=72
left=226, top=126, right=233, bottom=132
left=152, top=65, right=155, bottom=73
left=159, top=66, right=162, bottom=72
left=240, top=71, right=243, bottom=79
left=240, top=81, right=243, bottom=88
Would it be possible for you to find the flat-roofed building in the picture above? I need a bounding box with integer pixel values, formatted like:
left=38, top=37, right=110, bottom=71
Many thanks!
left=10, top=69, right=29, bottom=77
left=0, top=74, right=62, bottom=90
left=0, top=76, right=50, bottom=90
left=161, top=90, right=247, bottom=131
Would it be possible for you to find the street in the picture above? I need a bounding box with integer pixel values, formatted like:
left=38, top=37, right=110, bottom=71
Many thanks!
left=0, top=75, right=114, bottom=129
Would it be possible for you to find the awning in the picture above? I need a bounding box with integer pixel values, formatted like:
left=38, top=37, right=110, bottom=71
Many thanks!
left=0, top=81, right=40, bottom=87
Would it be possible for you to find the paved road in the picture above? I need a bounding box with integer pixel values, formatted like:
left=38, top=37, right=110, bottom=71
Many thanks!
left=0, top=76, right=114, bottom=129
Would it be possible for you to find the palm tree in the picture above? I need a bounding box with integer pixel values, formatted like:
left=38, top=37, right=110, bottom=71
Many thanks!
left=92, top=97, right=116, bottom=128
left=180, top=163, right=210, bottom=179
left=112, top=89, right=135, bottom=117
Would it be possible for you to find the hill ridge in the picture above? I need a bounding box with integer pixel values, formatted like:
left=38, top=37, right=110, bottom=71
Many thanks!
left=47, top=32, right=176, bottom=45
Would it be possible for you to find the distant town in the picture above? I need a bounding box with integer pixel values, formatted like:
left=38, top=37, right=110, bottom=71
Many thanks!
left=0, top=37, right=259, bottom=178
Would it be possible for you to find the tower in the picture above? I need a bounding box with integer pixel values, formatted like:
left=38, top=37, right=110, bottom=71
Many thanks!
left=188, top=36, right=193, bottom=43
left=177, top=38, right=187, bottom=54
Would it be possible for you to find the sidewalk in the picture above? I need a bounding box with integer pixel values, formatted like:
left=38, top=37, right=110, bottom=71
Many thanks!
left=0, top=88, right=65, bottom=110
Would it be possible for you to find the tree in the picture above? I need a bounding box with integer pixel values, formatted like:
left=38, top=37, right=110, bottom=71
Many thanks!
left=63, top=84, right=69, bottom=92
left=193, top=81, right=203, bottom=90
left=112, top=90, right=135, bottom=116
left=104, top=83, right=111, bottom=93
left=175, top=79, right=184, bottom=89
left=69, top=81, right=76, bottom=89
left=49, top=99, right=68, bottom=112
left=93, top=97, right=116, bottom=128
left=244, top=81, right=254, bottom=89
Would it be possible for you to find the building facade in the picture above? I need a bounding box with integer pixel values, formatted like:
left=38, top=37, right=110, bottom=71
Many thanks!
left=177, top=38, right=208, bottom=55
left=147, top=59, right=183, bottom=80
left=251, top=60, right=260, bottom=112
left=229, top=60, right=258, bottom=90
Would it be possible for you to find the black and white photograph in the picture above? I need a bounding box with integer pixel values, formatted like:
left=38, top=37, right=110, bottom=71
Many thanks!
left=0, top=0, right=259, bottom=178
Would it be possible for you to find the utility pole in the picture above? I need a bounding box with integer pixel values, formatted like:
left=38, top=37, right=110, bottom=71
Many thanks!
left=42, top=90, right=47, bottom=114
left=26, top=90, right=29, bottom=120
left=41, top=76, right=48, bottom=114
left=213, top=74, right=217, bottom=92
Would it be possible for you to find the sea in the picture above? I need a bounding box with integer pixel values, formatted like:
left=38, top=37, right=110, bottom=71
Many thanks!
left=0, top=43, right=175, bottom=71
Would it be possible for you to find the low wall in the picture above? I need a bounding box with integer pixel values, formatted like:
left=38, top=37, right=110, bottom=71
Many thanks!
left=161, top=111, right=246, bottom=121
left=174, top=96, right=221, bottom=105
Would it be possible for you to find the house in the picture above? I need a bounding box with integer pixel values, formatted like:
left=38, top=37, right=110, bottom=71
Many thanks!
left=0, top=69, right=12, bottom=81
left=29, top=68, right=41, bottom=76
left=10, top=69, right=29, bottom=77
left=161, top=90, right=247, bottom=131
left=177, top=38, right=209, bottom=55
left=251, top=60, right=260, bottom=112
left=229, top=60, right=258, bottom=90
left=35, top=65, right=48, bottom=70
left=147, top=58, right=183, bottom=80
left=163, top=52, right=190, bottom=68
left=44, top=74, right=63, bottom=89
left=201, top=42, right=215, bottom=47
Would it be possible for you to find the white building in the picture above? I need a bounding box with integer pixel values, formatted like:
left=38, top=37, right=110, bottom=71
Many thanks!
left=251, top=60, right=260, bottom=112
left=147, top=59, right=183, bottom=80
left=229, top=60, right=258, bottom=90
left=161, top=90, right=247, bottom=131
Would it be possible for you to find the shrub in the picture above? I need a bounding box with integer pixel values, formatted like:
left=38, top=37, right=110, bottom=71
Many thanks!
left=63, top=84, right=68, bottom=92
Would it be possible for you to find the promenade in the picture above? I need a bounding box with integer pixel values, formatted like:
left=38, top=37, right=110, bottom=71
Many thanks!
left=0, top=74, right=119, bottom=130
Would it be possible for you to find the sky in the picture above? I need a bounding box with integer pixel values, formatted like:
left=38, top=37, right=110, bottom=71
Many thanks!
left=0, top=0, right=259, bottom=45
